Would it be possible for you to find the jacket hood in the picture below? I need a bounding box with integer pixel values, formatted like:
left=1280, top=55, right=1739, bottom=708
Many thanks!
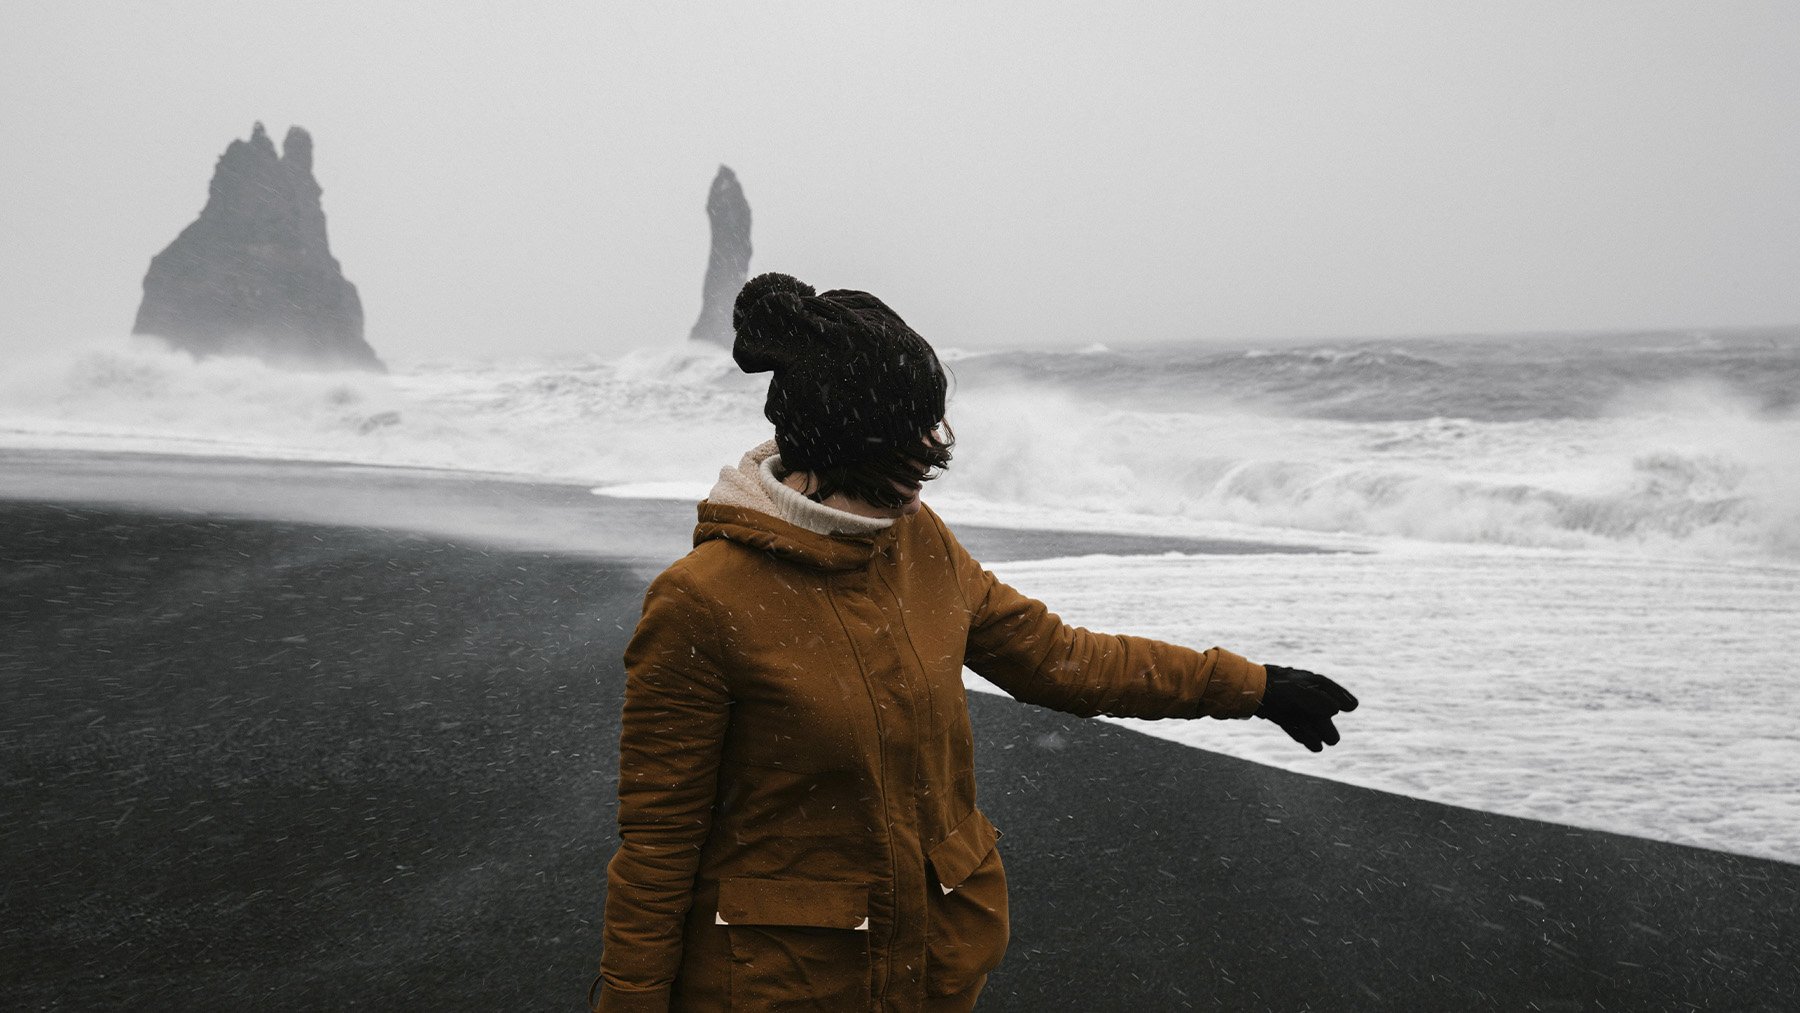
left=696, top=441, right=894, bottom=572
left=694, top=502, right=882, bottom=572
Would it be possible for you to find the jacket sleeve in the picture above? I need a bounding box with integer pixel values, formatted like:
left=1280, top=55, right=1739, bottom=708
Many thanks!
left=928, top=509, right=1266, bottom=721
left=597, top=566, right=732, bottom=1012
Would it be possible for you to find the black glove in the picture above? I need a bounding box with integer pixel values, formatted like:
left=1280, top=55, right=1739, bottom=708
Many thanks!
left=1255, top=665, right=1358, bottom=752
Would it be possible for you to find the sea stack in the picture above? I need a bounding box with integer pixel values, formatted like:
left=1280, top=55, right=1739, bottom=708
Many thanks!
left=687, top=165, right=753, bottom=347
left=133, top=123, right=382, bottom=372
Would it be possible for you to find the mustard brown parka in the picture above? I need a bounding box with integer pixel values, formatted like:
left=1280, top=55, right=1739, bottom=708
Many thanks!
left=596, top=498, right=1267, bottom=1012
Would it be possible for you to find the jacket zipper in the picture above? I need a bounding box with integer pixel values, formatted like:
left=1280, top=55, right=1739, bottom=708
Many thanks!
left=823, top=579, right=902, bottom=1007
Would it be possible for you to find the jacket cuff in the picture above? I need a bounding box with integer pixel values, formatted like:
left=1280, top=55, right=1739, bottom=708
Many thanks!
left=1198, top=648, right=1266, bottom=719
left=592, top=978, right=671, bottom=1013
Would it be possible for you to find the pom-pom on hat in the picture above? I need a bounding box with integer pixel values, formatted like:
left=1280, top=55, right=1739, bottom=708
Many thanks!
left=733, top=272, right=947, bottom=474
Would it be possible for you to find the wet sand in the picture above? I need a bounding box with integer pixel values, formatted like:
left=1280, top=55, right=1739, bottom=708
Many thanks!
left=2, top=456, right=1797, bottom=1010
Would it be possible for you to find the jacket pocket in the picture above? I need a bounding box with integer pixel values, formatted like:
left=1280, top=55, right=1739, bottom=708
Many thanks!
left=717, top=877, right=872, bottom=1011
left=924, top=809, right=1009, bottom=996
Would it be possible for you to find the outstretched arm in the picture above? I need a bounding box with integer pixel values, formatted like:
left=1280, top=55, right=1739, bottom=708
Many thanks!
left=597, top=568, right=731, bottom=1012
left=929, top=508, right=1266, bottom=721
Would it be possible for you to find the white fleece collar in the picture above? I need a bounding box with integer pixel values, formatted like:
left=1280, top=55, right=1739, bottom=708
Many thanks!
left=706, top=440, right=894, bottom=537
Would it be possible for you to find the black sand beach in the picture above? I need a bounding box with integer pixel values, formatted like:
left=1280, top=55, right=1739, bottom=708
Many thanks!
left=3, top=458, right=1797, bottom=1011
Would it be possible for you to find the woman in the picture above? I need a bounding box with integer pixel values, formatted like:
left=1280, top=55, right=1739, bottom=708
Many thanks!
left=594, top=273, right=1357, bottom=1012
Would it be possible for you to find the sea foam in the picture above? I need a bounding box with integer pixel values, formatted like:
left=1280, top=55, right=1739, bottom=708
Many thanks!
left=966, top=545, right=1800, bottom=865
left=3, top=333, right=1795, bottom=560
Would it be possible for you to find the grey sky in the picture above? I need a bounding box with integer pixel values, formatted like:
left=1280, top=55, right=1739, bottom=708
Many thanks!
left=3, top=1, right=1796, bottom=361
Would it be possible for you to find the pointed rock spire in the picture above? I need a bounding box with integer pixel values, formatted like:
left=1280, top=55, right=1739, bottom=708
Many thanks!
left=249, top=120, right=276, bottom=156
left=688, top=165, right=753, bottom=347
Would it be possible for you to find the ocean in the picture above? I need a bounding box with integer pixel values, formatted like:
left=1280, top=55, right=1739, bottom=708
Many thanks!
left=4, top=328, right=1797, bottom=863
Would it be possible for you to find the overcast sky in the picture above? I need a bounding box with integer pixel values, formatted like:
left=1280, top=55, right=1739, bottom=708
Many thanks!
left=3, top=2, right=1797, bottom=361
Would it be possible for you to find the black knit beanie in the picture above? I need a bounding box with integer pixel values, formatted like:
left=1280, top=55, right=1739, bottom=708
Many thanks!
left=732, top=272, right=947, bottom=473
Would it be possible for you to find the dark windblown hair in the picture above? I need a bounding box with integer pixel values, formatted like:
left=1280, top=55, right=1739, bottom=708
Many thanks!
left=790, top=420, right=956, bottom=510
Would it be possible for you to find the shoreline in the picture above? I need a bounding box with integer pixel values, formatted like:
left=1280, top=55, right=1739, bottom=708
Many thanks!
left=0, top=446, right=1336, bottom=563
